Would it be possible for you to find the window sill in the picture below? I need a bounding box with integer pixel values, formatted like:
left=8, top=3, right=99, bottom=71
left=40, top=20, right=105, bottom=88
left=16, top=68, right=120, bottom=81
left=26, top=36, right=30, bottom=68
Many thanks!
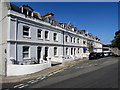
left=54, top=55, right=58, bottom=57
left=54, top=40, right=58, bottom=42
left=38, top=38, right=43, bottom=40
left=45, top=39, right=49, bottom=41
left=23, top=36, right=31, bottom=39
left=23, top=58, right=31, bottom=60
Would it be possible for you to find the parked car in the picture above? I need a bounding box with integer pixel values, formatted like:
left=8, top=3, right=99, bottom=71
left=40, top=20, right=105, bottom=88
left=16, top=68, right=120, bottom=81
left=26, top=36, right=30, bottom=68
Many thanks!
left=96, top=52, right=104, bottom=58
left=89, top=52, right=105, bottom=60
left=89, top=52, right=98, bottom=60
left=108, top=52, right=114, bottom=56
left=104, top=52, right=109, bottom=57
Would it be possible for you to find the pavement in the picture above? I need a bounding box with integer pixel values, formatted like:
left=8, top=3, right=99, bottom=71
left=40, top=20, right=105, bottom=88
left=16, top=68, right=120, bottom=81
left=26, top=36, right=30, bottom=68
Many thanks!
left=0, top=59, right=88, bottom=84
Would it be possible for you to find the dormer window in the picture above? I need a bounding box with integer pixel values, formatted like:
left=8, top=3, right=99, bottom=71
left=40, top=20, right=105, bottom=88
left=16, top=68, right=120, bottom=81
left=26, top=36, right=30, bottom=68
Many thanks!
left=23, top=8, right=27, bottom=15
left=50, top=19, right=54, bottom=25
left=21, top=5, right=33, bottom=16
left=28, top=11, right=32, bottom=16
left=46, top=18, right=51, bottom=23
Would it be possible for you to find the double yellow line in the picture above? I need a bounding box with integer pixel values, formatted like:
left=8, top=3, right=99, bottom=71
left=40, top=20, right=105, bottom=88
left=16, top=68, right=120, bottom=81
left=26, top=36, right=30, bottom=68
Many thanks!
left=0, top=59, right=87, bottom=83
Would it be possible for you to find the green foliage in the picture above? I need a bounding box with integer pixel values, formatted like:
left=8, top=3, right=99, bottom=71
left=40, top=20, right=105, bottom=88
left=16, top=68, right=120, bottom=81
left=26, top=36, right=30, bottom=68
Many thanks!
left=111, top=30, right=120, bottom=49
left=87, top=40, right=94, bottom=52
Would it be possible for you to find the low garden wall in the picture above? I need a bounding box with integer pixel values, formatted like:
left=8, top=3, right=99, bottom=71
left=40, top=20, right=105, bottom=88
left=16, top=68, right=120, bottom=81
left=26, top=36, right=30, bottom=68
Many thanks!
left=7, top=62, right=51, bottom=76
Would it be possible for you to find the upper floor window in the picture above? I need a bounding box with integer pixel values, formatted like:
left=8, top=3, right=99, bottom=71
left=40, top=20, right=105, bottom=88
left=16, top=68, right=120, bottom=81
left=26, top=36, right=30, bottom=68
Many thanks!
left=71, top=37, right=73, bottom=42
left=45, top=31, right=49, bottom=40
left=23, top=46, right=30, bottom=59
left=54, top=47, right=57, bottom=56
left=47, top=18, right=51, bottom=23
left=79, top=39, right=81, bottom=44
left=28, top=11, right=32, bottom=16
left=23, top=8, right=27, bottom=15
left=83, top=41, right=86, bottom=44
left=65, top=36, right=68, bottom=42
left=23, top=26, right=30, bottom=37
left=38, top=29, right=42, bottom=39
left=22, top=5, right=33, bottom=17
left=53, top=33, right=57, bottom=41
left=74, top=38, right=75, bottom=43
left=50, top=20, right=54, bottom=25
left=77, top=38, right=79, bottom=43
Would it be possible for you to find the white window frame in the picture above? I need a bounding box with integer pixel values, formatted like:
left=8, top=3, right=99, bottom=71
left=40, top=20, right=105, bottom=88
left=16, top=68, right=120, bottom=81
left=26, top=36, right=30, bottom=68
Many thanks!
left=53, top=33, right=58, bottom=41
left=74, top=37, right=75, bottom=43
left=23, top=26, right=31, bottom=38
left=54, top=47, right=58, bottom=56
left=83, top=40, right=86, bottom=44
left=77, top=38, right=79, bottom=43
left=78, top=48, right=79, bottom=53
left=65, top=36, right=68, bottom=42
left=71, top=37, right=73, bottom=43
left=66, top=48, right=68, bottom=55
left=45, top=31, right=49, bottom=40
left=71, top=48, right=73, bottom=55
left=38, top=29, right=42, bottom=39
left=23, top=46, right=30, bottom=59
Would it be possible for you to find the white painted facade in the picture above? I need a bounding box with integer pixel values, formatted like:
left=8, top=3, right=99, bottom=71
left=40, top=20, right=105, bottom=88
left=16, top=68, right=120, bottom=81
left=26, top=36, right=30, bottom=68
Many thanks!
left=0, top=2, right=103, bottom=76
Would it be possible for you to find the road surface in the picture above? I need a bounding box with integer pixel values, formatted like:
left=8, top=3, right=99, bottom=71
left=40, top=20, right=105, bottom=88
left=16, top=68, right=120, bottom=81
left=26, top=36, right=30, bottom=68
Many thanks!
left=3, top=56, right=119, bottom=88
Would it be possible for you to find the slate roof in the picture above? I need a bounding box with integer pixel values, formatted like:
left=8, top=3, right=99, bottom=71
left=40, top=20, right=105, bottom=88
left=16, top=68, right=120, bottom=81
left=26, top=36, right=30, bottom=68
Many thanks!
left=43, top=12, right=54, bottom=17
left=10, top=3, right=21, bottom=13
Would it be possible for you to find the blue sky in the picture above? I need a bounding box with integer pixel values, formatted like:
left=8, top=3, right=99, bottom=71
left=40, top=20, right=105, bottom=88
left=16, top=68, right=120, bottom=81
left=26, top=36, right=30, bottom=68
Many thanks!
left=12, top=2, right=118, bottom=44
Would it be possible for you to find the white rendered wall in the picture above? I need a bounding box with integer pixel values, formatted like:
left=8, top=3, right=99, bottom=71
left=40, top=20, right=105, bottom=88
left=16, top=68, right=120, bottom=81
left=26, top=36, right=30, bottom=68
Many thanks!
left=0, top=2, right=9, bottom=75
left=7, top=62, right=51, bottom=76
left=8, top=9, right=103, bottom=65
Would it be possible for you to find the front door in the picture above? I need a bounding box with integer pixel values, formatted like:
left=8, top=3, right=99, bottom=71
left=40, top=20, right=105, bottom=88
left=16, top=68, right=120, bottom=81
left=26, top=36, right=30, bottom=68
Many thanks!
left=45, top=47, right=48, bottom=60
left=37, top=47, right=41, bottom=63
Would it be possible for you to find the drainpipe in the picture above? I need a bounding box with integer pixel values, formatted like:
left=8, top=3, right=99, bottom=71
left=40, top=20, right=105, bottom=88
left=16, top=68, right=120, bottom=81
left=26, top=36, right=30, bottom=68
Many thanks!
left=15, top=18, right=18, bottom=64
left=63, top=31, right=64, bottom=58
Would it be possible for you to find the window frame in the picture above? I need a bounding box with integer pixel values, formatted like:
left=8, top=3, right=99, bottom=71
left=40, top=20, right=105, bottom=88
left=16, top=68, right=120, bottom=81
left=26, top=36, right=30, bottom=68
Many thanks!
left=74, top=37, right=75, bottom=43
left=65, top=36, right=68, bottom=42
left=45, top=31, right=49, bottom=40
left=23, top=26, right=30, bottom=38
left=83, top=40, right=86, bottom=44
left=71, top=37, right=73, bottom=43
left=78, top=48, right=79, bottom=53
left=38, top=29, right=42, bottom=39
left=77, top=38, right=79, bottom=43
left=23, top=46, right=30, bottom=59
left=53, top=33, right=58, bottom=41
left=66, top=48, right=68, bottom=55
left=71, top=48, right=73, bottom=55
left=54, top=47, right=58, bottom=56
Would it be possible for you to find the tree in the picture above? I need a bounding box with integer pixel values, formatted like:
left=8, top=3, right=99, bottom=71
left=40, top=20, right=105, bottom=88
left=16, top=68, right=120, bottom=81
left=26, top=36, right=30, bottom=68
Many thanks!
left=87, top=40, right=94, bottom=52
left=111, top=30, right=120, bottom=49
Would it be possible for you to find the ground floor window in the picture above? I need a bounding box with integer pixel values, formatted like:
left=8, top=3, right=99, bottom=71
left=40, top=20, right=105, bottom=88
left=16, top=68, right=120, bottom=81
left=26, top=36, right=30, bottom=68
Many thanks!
left=54, top=47, right=57, bottom=56
left=66, top=48, right=68, bottom=55
left=74, top=48, right=76, bottom=55
left=78, top=48, right=79, bottom=53
left=71, top=48, right=73, bottom=55
left=23, top=46, right=30, bottom=58
left=83, top=49, right=86, bottom=53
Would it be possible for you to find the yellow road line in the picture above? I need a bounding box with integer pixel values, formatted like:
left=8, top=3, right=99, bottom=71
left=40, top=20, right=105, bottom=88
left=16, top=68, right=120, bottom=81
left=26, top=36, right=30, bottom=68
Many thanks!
left=0, top=60, right=87, bottom=83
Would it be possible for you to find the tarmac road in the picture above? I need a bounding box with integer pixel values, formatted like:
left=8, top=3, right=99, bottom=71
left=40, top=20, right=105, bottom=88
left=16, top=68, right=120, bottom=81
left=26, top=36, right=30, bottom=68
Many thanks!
left=28, top=57, right=119, bottom=88
left=2, top=56, right=119, bottom=89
